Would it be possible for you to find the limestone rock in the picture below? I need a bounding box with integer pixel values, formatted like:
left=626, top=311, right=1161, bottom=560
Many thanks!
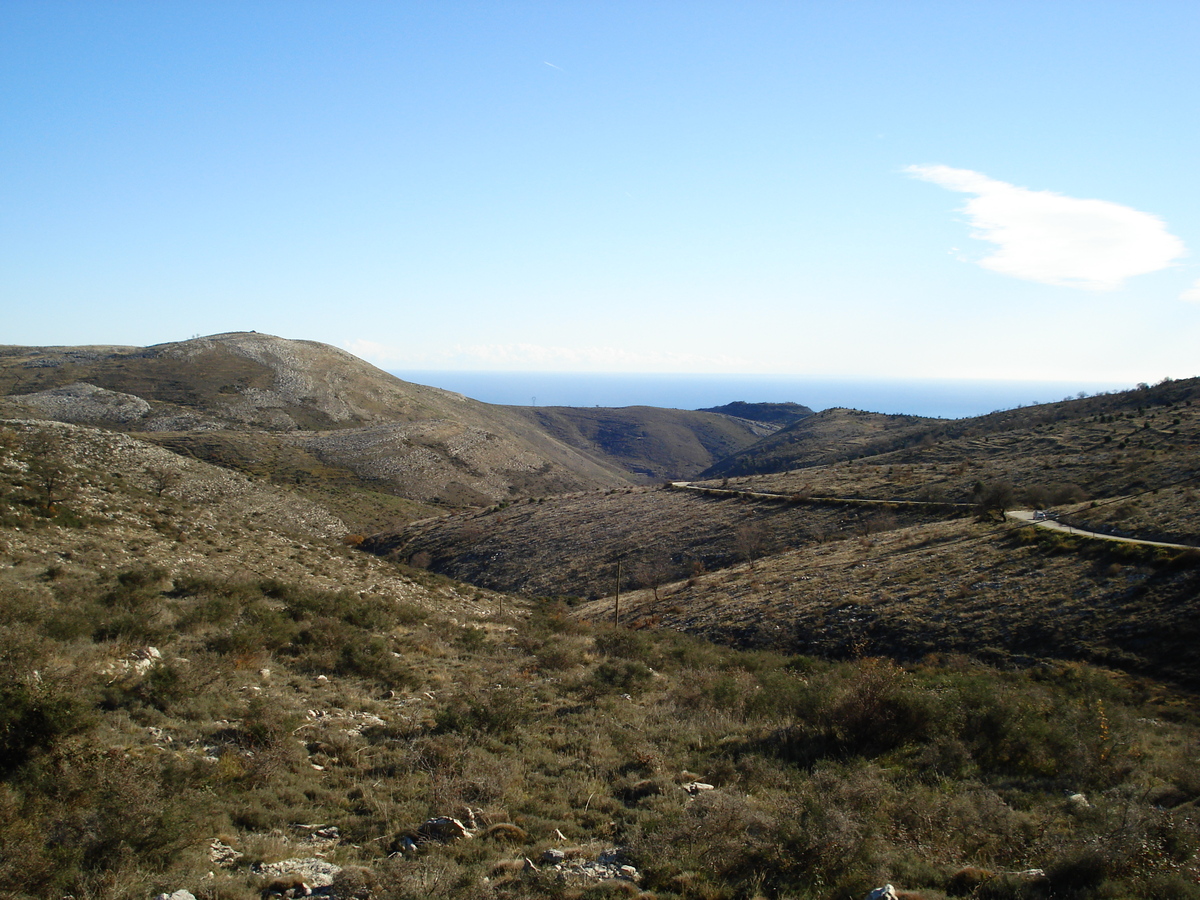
left=418, top=816, right=473, bottom=842
left=252, top=858, right=341, bottom=889
left=209, top=839, right=243, bottom=868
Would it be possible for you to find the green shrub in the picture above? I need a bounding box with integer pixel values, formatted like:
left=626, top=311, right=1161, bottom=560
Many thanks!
left=433, top=688, right=528, bottom=736
left=587, top=659, right=654, bottom=696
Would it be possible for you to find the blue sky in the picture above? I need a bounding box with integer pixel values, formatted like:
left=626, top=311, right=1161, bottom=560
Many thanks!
left=3, top=1, right=1198, bottom=384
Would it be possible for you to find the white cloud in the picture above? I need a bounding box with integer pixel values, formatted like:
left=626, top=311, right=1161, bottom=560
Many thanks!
left=342, top=339, right=752, bottom=372
left=906, top=165, right=1186, bottom=291
left=1182, top=278, right=1200, bottom=303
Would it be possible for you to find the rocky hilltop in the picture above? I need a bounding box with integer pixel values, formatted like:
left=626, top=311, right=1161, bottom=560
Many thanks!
left=0, top=333, right=772, bottom=512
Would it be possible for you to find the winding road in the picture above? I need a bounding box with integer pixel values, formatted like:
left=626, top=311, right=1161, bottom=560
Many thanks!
left=1004, top=509, right=1199, bottom=550
left=669, top=481, right=1199, bottom=552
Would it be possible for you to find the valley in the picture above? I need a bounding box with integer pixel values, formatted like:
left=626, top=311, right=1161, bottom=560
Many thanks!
left=2, top=333, right=1199, bottom=900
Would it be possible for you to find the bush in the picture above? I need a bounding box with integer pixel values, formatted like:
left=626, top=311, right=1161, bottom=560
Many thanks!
left=587, top=659, right=654, bottom=696
left=0, top=683, right=89, bottom=776
left=433, top=688, right=528, bottom=736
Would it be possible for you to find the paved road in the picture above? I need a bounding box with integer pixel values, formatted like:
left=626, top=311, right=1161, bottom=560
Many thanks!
left=1005, top=509, right=1198, bottom=550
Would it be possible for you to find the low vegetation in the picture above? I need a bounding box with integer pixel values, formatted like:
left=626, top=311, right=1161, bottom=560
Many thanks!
left=3, top=556, right=1200, bottom=899
left=4, top=342, right=1200, bottom=899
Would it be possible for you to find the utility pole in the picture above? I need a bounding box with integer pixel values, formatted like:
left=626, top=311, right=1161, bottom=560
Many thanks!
left=613, top=560, right=622, bottom=625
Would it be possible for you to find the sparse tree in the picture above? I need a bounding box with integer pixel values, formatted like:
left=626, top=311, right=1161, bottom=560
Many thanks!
left=24, top=431, right=71, bottom=513
left=734, top=521, right=770, bottom=570
left=145, top=464, right=181, bottom=498
left=632, top=552, right=673, bottom=601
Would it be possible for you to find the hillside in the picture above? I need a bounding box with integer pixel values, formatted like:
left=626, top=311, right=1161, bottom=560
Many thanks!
left=0, top=334, right=627, bottom=511
left=6, top=417, right=1200, bottom=900
left=0, top=334, right=778, bottom=517
left=575, top=512, right=1200, bottom=687
left=704, top=377, right=1200, bottom=487
left=374, top=378, right=1200, bottom=693
left=714, top=378, right=1200, bottom=545
left=366, top=486, right=955, bottom=599
left=503, top=405, right=779, bottom=481
left=6, top=337, right=1200, bottom=900
left=696, top=400, right=814, bottom=426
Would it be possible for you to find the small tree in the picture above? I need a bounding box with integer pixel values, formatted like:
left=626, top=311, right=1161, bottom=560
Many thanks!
left=25, top=431, right=71, bottom=513
left=974, top=480, right=1015, bottom=521
left=632, top=553, right=673, bottom=601
left=734, top=521, right=770, bottom=570
left=145, top=464, right=181, bottom=498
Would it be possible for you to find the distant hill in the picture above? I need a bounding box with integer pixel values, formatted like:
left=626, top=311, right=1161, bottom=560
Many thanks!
left=700, top=407, right=939, bottom=478
left=377, top=376, right=1200, bottom=592
left=696, top=400, right=814, bottom=425
left=0, top=333, right=781, bottom=512
left=504, top=405, right=777, bottom=482
left=0, top=333, right=636, bottom=510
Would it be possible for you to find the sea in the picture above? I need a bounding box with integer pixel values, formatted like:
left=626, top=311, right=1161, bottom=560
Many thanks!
left=389, top=371, right=1135, bottom=420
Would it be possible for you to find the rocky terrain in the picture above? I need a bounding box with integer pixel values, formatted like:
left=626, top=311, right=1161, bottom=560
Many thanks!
left=4, top=338, right=1200, bottom=900
left=0, top=334, right=777, bottom=513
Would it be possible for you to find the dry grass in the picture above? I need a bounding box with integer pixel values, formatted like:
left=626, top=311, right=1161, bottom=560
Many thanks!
left=368, top=486, right=953, bottom=600
left=5, top=418, right=1200, bottom=900
left=575, top=515, right=1200, bottom=687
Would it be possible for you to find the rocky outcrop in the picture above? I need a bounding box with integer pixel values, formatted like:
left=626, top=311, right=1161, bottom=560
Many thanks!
left=11, top=382, right=151, bottom=425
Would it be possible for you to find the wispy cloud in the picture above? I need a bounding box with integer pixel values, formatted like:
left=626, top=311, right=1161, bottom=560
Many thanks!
left=343, top=339, right=752, bottom=372
left=1182, top=278, right=1200, bottom=303
left=543, top=61, right=563, bottom=71
left=906, top=165, right=1186, bottom=291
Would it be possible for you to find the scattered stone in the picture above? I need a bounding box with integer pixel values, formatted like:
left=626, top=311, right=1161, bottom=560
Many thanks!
left=538, top=847, right=640, bottom=885
left=864, top=886, right=928, bottom=900
left=147, top=725, right=172, bottom=744
left=121, top=646, right=163, bottom=674
left=418, top=816, right=473, bottom=842
left=12, top=381, right=151, bottom=425
left=1067, top=792, right=1090, bottom=809
left=252, top=859, right=341, bottom=889
left=153, top=891, right=196, bottom=900
left=209, top=839, right=243, bottom=868
left=682, top=781, right=715, bottom=795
